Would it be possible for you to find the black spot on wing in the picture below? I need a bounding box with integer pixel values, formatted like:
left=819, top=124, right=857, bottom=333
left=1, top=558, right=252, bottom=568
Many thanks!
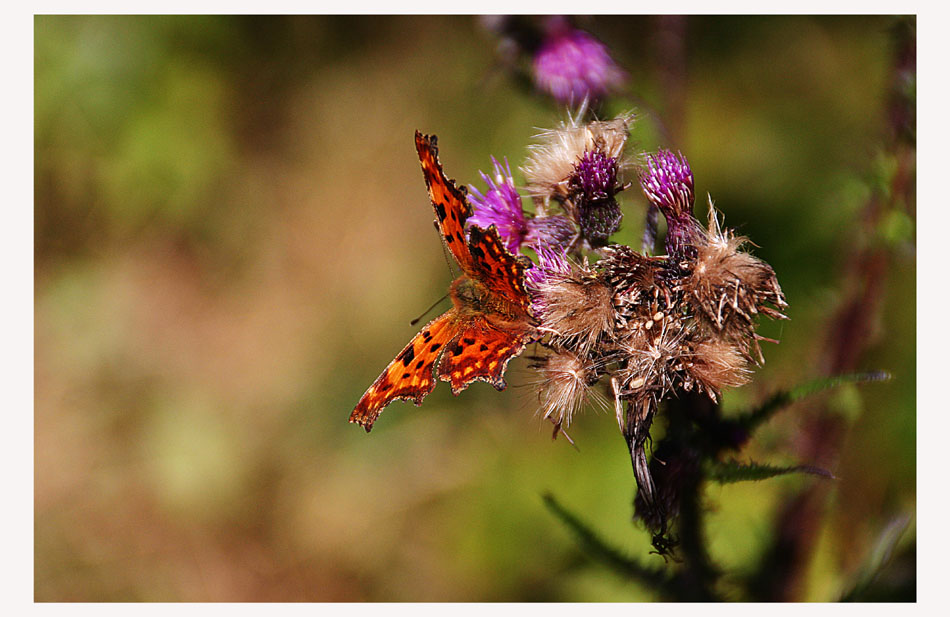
left=398, top=345, right=415, bottom=367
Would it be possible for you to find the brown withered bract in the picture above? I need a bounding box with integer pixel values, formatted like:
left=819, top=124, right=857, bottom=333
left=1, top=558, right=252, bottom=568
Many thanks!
left=682, top=206, right=788, bottom=364
left=530, top=348, right=608, bottom=430
left=532, top=257, right=615, bottom=356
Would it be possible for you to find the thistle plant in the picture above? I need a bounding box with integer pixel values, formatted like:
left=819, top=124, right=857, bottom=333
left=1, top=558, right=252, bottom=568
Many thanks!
left=462, top=20, right=910, bottom=591
left=358, top=15, right=910, bottom=600
left=466, top=112, right=795, bottom=547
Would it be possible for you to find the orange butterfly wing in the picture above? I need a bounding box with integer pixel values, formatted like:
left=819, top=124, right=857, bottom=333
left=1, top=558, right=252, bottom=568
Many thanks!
left=350, top=313, right=459, bottom=431
left=350, top=133, right=536, bottom=432
left=415, top=132, right=532, bottom=312
left=414, top=132, right=477, bottom=274
left=466, top=225, right=533, bottom=313
left=438, top=319, right=529, bottom=395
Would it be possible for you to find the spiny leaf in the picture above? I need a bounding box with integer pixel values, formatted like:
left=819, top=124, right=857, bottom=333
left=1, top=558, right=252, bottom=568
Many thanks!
left=542, top=493, right=670, bottom=588
left=734, top=371, right=891, bottom=434
left=706, top=460, right=836, bottom=484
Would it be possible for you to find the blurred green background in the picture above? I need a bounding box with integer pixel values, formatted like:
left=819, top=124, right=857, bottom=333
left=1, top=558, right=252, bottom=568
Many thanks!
left=35, top=15, right=915, bottom=601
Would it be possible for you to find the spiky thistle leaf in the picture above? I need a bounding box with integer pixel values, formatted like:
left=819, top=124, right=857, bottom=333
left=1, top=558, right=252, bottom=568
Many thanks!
left=706, top=460, right=836, bottom=484
left=734, top=371, right=891, bottom=436
left=542, top=493, right=670, bottom=588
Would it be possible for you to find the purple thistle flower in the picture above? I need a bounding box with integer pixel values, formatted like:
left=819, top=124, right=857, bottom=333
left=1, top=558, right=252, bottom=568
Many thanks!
left=639, top=149, right=696, bottom=255
left=532, top=18, right=627, bottom=104
left=468, top=157, right=529, bottom=253
left=526, top=242, right=572, bottom=317
left=527, top=242, right=572, bottom=289
left=572, top=149, right=619, bottom=201
left=640, top=149, right=694, bottom=213
left=570, top=149, right=623, bottom=246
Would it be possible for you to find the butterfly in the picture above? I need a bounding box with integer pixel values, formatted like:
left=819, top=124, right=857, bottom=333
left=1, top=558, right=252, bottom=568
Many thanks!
left=350, top=132, right=537, bottom=432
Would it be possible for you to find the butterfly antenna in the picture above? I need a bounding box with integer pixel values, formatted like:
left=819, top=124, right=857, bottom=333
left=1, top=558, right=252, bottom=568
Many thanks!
left=434, top=220, right=459, bottom=278
left=410, top=292, right=450, bottom=327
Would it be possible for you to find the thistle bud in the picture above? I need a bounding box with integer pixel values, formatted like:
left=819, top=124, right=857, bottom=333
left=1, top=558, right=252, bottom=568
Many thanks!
left=570, top=149, right=623, bottom=246
left=639, top=149, right=697, bottom=255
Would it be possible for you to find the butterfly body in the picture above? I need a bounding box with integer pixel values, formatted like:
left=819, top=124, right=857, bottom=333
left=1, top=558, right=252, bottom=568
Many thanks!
left=448, top=273, right=527, bottom=325
left=349, top=132, right=537, bottom=432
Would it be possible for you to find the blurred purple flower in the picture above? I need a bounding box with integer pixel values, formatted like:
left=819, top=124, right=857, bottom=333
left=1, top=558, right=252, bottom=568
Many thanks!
left=532, top=18, right=627, bottom=104
left=639, top=149, right=696, bottom=254
left=468, top=157, right=529, bottom=253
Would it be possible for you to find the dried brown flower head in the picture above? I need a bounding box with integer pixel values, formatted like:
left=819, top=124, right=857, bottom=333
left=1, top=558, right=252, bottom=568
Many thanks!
left=681, top=335, right=752, bottom=400
left=684, top=206, right=788, bottom=363
left=531, top=348, right=607, bottom=429
left=532, top=256, right=615, bottom=356
left=617, top=317, right=690, bottom=403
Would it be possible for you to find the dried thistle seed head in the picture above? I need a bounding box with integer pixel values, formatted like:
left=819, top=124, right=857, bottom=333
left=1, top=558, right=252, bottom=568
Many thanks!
left=529, top=257, right=615, bottom=354
left=522, top=111, right=634, bottom=207
left=532, top=348, right=606, bottom=428
left=684, top=207, right=787, bottom=360
left=597, top=245, right=679, bottom=337
left=617, top=317, right=690, bottom=402
left=681, top=337, right=752, bottom=401
left=598, top=244, right=665, bottom=291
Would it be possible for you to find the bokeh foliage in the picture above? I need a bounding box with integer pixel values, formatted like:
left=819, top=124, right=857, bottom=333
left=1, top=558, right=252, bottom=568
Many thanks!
left=35, top=15, right=914, bottom=601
